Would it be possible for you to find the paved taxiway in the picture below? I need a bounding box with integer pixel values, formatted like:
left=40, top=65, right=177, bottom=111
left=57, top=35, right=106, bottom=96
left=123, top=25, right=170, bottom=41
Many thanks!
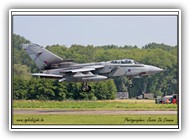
left=13, top=109, right=177, bottom=115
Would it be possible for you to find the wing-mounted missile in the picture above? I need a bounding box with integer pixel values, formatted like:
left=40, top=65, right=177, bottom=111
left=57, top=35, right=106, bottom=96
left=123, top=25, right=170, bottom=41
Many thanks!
left=81, top=75, right=107, bottom=82
left=65, top=72, right=107, bottom=82
left=73, top=72, right=94, bottom=78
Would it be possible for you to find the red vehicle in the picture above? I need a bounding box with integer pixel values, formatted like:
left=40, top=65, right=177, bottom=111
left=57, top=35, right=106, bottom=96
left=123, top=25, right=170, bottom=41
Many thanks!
left=155, top=94, right=178, bottom=104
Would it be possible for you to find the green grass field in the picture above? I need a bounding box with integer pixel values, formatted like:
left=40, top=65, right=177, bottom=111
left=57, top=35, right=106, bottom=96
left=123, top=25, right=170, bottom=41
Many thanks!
left=13, top=114, right=177, bottom=125
left=13, top=100, right=177, bottom=111
left=13, top=100, right=178, bottom=125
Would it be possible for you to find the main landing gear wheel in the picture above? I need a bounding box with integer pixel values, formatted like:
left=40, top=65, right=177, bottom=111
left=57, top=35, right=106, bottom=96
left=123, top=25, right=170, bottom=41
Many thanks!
left=81, top=82, right=91, bottom=92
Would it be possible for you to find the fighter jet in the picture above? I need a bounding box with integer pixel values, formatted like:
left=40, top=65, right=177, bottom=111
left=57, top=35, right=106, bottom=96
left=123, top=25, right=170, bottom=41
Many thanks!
left=22, top=44, right=163, bottom=92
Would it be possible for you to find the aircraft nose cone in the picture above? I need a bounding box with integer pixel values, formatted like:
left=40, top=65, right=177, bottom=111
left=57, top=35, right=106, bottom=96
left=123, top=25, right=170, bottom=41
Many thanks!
left=148, top=65, right=164, bottom=74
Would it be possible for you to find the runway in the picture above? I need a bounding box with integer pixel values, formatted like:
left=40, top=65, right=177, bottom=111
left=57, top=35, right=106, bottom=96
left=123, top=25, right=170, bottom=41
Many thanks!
left=13, top=109, right=177, bottom=115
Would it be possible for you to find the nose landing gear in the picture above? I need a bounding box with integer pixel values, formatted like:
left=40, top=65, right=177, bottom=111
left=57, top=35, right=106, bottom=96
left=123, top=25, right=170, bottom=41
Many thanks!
left=81, top=82, right=91, bottom=92
left=128, top=79, right=133, bottom=88
left=128, top=84, right=133, bottom=88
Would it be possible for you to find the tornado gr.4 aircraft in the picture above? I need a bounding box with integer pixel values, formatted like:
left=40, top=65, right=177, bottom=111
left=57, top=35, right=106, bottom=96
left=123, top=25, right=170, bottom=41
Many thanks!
left=23, top=44, right=163, bottom=92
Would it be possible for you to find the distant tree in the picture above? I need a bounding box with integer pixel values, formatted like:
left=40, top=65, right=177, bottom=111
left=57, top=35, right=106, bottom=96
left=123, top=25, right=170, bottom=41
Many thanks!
left=13, top=34, right=31, bottom=50
left=13, top=64, right=31, bottom=80
left=114, top=77, right=128, bottom=92
left=13, top=77, right=28, bottom=100
left=94, top=80, right=116, bottom=100
left=13, top=34, right=38, bottom=72
left=52, top=81, right=67, bottom=101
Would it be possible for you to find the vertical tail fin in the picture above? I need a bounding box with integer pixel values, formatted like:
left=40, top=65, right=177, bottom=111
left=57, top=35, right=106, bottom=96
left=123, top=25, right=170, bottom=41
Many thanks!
left=22, top=44, right=63, bottom=70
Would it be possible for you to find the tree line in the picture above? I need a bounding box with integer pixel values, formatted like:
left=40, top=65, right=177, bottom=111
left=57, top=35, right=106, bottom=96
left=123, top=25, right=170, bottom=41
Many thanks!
left=13, top=77, right=116, bottom=101
left=12, top=34, right=178, bottom=100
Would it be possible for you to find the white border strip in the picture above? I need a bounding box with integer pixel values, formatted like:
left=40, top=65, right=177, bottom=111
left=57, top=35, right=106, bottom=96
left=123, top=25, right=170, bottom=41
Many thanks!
left=11, top=9, right=179, bottom=16
left=9, top=9, right=181, bottom=131
left=12, top=125, right=179, bottom=131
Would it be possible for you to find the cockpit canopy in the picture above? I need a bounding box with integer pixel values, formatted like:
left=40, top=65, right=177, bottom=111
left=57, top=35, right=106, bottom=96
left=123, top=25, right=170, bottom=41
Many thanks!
left=111, top=59, right=139, bottom=64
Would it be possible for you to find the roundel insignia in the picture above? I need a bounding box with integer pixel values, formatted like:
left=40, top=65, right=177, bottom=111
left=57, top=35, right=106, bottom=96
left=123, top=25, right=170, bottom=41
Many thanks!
left=44, top=61, right=49, bottom=65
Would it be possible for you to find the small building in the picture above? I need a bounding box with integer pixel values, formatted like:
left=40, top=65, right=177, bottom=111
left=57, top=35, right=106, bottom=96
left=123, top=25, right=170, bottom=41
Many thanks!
left=136, top=93, right=154, bottom=99
left=117, top=92, right=129, bottom=99
left=143, top=93, right=154, bottom=99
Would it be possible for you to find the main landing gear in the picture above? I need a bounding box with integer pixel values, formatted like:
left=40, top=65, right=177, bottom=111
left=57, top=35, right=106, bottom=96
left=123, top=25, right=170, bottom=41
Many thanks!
left=81, top=82, right=91, bottom=92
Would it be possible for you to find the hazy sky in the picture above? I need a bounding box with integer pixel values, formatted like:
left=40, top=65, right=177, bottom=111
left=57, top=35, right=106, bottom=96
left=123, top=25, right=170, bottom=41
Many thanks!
left=13, top=15, right=177, bottom=48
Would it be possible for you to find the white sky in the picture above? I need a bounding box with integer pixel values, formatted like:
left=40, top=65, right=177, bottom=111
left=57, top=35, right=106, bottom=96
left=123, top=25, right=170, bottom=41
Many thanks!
left=13, top=15, right=177, bottom=48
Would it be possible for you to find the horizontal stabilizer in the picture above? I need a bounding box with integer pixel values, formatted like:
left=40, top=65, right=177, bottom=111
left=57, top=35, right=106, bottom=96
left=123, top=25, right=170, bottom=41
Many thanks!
left=32, top=73, right=63, bottom=78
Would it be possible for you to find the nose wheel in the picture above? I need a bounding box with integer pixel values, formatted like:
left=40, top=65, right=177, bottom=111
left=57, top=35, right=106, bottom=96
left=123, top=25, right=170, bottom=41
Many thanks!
left=81, top=82, right=91, bottom=92
left=128, top=79, right=133, bottom=88
left=129, top=84, right=133, bottom=88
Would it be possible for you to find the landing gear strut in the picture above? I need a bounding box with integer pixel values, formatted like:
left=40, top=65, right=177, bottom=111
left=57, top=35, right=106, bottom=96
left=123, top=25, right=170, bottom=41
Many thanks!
left=128, top=79, right=133, bottom=88
left=81, top=82, right=91, bottom=92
